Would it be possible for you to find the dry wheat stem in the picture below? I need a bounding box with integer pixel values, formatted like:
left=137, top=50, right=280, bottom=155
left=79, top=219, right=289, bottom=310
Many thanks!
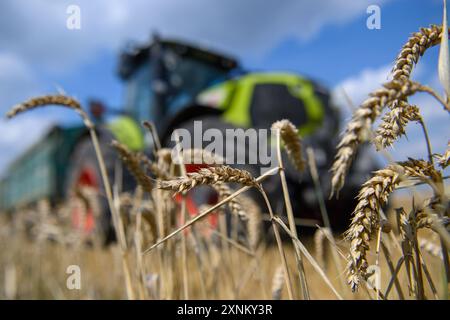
left=258, top=187, right=295, bottom=300
left=420, top=257, right=440, bottom=299
left=308, top=147, right=348, bottom=290
left=142, top=121, right=161, bottom=152
left=384, top=256, right=405, bottom=299
left=208, top=227, right=255, bottom=256
left=173, top=130, right=190, bottom=300
left=380, top=240, right=405, bottom=299
left=417, top=85, right=450, bottom=112
left=112, top=184, right=136, bottom=299
left=274, top=126, right=310, bottom=300
left=273, top=216, right=343, bottom=300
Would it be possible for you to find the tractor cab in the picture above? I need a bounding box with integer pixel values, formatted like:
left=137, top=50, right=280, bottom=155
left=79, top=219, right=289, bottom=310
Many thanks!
left=118, top=37, right=239, bottom=133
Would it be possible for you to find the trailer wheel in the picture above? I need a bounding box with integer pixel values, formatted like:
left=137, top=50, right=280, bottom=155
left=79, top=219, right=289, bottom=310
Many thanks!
left=66, top=132, right=117, bottom=244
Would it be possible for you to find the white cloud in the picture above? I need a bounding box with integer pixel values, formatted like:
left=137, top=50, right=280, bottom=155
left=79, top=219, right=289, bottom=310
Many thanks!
left=332, top=64, right=392, bottom=120
left=0, top=53, right=42, bottom=111
left=332, top=64, right=450, bottom=162
left=0, top=0, right=389, bottom=73
left=0, top=0, right=391, bottom=175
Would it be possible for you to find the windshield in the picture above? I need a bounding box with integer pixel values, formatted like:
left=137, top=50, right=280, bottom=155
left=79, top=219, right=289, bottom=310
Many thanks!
left=124, top=50, right=230, bottom=124
left=163, top=50, right=229, bottom=114
left=124, top=61, right=154, bottom=124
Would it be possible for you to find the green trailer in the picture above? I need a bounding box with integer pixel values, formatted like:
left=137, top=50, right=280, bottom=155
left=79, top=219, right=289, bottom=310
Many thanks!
left=0, top=125, right=86, bottom=211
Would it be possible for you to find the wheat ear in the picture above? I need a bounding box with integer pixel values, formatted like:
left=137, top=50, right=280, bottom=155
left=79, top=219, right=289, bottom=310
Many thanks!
left=214, top=183, right=247, bottom=221
left=272, top=120, right=305, bottom=172
left=111, top=140, right=153, bottom=193
left=392, top=25, right=444, bottom=81
left=331, top=80, right=425, bottom=196
left=437, top=141, right=450, bottom=168
left=6, top=95, right=94, bottom=128
left=374, top=103, right=421, bottom=149
left=157, top=165, right=258, bottom=193
left=346, top=159, right=437, bottom=291
left=240, top=195, right=262, bottom=251
left=271, top=265, right=285, bottom=300
left=330, top=25, right=449, bottom=196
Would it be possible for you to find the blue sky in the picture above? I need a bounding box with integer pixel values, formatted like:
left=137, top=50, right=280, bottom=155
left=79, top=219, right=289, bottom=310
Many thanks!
left=0, top=0, right=448, bottom=174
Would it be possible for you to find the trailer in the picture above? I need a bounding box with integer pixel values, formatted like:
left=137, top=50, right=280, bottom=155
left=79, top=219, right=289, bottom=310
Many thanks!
left=0, top=125, right=86, bottom=211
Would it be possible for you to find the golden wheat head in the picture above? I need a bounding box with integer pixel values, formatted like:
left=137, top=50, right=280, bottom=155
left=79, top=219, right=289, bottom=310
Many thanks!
left=272, top=119, right=306, bottom=172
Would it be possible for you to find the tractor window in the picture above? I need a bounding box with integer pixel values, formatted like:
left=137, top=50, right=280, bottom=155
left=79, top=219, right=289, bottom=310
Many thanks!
left=124, top=51, right=230, bottom=124
left=124, top=61, right=154, bottom=124
left=163, top=52, right=228, bottom=115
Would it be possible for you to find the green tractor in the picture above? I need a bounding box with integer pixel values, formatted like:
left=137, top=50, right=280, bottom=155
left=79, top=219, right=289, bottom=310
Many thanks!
left=0, top=36, right=378, bottom=241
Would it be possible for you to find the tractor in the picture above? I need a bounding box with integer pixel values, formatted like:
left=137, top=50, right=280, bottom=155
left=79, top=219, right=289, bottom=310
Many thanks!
left=0, top=36, right=378, bottom=242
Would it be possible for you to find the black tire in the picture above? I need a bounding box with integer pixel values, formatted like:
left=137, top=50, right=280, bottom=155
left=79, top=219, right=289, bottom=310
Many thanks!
left=65, top=130, right=117, bottom=244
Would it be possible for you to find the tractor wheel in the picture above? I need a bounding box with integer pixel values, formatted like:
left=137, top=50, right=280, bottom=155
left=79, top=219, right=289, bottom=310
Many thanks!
left=65, top=132, right=117, bottom=244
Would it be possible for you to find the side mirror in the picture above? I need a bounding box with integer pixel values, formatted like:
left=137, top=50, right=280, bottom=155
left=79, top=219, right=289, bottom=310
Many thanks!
left=89, top=99, right=106, bottom=121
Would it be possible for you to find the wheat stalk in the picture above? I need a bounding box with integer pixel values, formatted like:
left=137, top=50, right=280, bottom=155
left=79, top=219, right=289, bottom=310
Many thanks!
left=273, top=120, right=310, bottom=299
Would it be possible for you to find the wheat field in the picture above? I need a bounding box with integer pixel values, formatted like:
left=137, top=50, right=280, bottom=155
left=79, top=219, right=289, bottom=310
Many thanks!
left=0, top=23, right=449, bottom=300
